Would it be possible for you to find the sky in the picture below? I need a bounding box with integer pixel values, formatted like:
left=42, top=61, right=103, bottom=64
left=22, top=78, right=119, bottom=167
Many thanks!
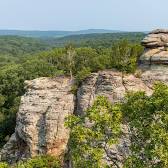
left=0, top=0, right=168, bottom=31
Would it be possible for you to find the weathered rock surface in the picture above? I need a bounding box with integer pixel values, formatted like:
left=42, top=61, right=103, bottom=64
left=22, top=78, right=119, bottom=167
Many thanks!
left=140, top=29, right=168, bottom=65
left=0, top=77, right=75, bottom=164
left=77, top=70, right=154, bottom=116
left=77, top=71, right=126, bottom=115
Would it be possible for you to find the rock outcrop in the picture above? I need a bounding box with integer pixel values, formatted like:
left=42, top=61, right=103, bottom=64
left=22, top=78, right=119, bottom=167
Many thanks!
left=76, top=69, right=168, bottom=166
left=1, top=29, right=168, bottom=167
left=0, top=77, right=75, bottom=164
left=77, top=70, right=153, bottom=116
left=140, top=29, right=168, bottom=65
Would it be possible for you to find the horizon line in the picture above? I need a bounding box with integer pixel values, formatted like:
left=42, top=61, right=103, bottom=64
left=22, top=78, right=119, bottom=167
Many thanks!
left=0, top=28, right=151, bottom=32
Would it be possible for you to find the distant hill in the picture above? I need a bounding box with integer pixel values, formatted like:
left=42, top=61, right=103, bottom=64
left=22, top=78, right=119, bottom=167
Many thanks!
left=0, top=35, right=51, bottom=66
left=44, top=32, right=145, bottom=48
left=0, top=36, right=50, bottom=56
left=0, top=32, right=145, bottom=66
left=0, top=29, right=121, bottom=38
left=0, top=32, right=145, bottom=57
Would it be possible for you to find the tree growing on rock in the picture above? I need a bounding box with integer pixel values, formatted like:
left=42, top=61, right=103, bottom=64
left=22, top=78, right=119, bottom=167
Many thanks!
left=65, top=44, right=76, bottom=80
left=66, top=96, right=122, bottom=168
left=66, top=83, right=168, bottom=168
left=122, top=83, right=168, bottom=168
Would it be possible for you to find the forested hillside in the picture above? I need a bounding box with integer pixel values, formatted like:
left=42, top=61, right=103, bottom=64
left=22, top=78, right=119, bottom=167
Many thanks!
left=43, top=32, right=145, bottom=48
left=0, top=36, right=50, bottom=66
left=0, top=32, right=145, bottom=67
left=1, top=30, right=168, bottom=167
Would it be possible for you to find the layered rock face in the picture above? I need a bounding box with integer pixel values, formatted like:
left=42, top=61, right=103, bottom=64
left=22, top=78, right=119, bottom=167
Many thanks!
left=77, top=70, right=154, bottom=116
left=140, top=29, right=168, bottom=65
left=0, top=77, right=75, bottom=164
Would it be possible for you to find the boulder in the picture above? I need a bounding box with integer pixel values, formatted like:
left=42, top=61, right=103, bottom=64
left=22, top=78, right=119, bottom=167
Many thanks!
left=150, top=29, right=168, bottom=34
left=140, top=29, right=168, bottom=65
left=142, top=33, right=168, bottom=48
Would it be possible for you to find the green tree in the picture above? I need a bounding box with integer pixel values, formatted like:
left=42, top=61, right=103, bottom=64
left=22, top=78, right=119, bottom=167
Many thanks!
left=0, top=57, right=61, bottom=147
left=0, top=37, right=143, bottom=149
left=65, top=44, right=76, bottom=79
left=108, top=40, right=143, bottom=72
left=66, top=96, right=122, bottom=168
left=122, top=83, right=168, bottom=168
left=0, top=162, right=9, bottom=168
left=16, top=155, right=61, bottom=168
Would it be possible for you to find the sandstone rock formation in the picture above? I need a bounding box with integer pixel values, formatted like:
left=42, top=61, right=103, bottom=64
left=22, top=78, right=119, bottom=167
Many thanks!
left=0, top=77, right=75, bottom=164
left=77, top=70, right=153, bottom=116
left=140, top=29, right=168, bottom=65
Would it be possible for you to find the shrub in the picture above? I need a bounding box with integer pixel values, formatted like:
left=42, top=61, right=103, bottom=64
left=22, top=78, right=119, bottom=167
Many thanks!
left=66, top=96, right=122, bottom=168
left=0, top=162, right=9, bottom=168
left=16, top=155, right=61, bottom=168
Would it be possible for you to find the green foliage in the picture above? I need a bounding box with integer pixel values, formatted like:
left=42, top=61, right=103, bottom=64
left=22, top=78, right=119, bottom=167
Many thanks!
left=0, top=32, right=144, bottom=67
left=0, top=39, right=143, bottom=148
left=0, top=33, right=143, bottom=149
left=49, top=32, right=145, bottom=48
left=66, top=83, right=168, bottom=167
left=0, top=64, right=24, bottom=146
left=0, top=36, right=50, bottom=67
left=66, top=96, right=122, bottom=168
left=0, top=35, right=167, bottom=168
left=106, top=40, right=143, bottom=72
left=0, top=155, right=61, bottom=168
left=122, top=83, right=168, bottom=168
left=0, top=162, right=9, bottom=168
left=16, top=155, right=61, bottom=168
left=75, top=67, right=91, bottom=84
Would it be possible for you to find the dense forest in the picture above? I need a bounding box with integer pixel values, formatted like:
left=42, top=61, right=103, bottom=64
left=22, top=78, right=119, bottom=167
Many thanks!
left=0, top=36, right=50, bottom=67
left=43, top=32, right=145, bottom=48
left=0, top=32, right=145, bottom=67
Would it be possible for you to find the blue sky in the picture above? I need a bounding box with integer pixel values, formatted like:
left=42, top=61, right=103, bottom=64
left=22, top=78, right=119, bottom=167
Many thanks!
left=0, top=0, right=168, bottom=31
